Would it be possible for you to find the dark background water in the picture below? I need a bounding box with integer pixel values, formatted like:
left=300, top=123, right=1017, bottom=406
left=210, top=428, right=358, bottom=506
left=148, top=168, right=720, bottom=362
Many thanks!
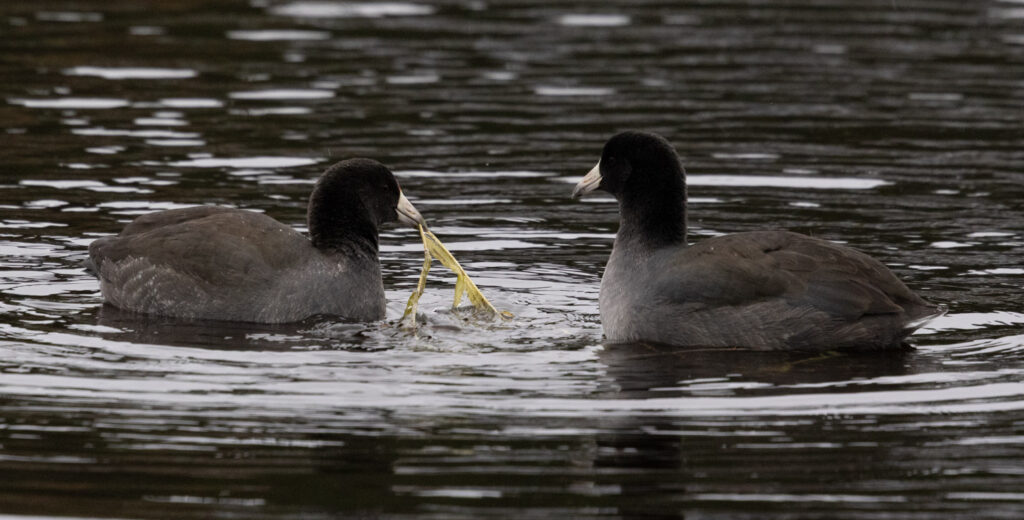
left=2, top=0, right=1024, bottom=518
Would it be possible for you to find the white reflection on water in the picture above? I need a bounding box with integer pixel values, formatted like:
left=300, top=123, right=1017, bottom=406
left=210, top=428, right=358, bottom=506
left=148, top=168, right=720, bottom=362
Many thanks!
left=63, top=67, right=197, bottom=80
left=689, top=493, right=907, bottom=503
left=967, top=268, right=1024, bottom=275
left=157, top=98, right=223, bottom=108
left=908, top=265, right=948, bottom=271
left=20, top=180, right=123, bottom=191
left=382, top=238, right=543, bottom=253
left=23, top=200, right=68, bottom=209
left=918, top=312, right=1024, bottom=333
left=394, top=487, right=504, bottom=499
left=483, top=71, right=517, bottom=81
left=130, top=25, right=165, bottom=36
left=712, top=152, right=781, bottom=160
left=35, top=11, right=103, bottom=22
left=230, top=106, right=313, bottom=116
left=85, top=146, right=124, bottom=155
left=166, top=156, right=320, bottom=168
left=1, top=324, right=1022, bottom=420
left=4, top=280, right=94, bottom=297
left=556, top=174, right=891, bottom=190
left=0, top=242, right=63, bottom=258
left=229, top=89, right=335, bottom=100
left=386, top=74, right=441, bottom=85
left=415, top=198, right=515, bottom=205
left=95, top=201, right=201, bottom=215
left=967, top=231, right=1015, bottom=238
left=938, top=334, right=1024, bottom=359
left=0, top=221, right=66, bottom=230
left=908, top=92, right=963, bottom=102
left=930, top=241, right=975, bottom=249
left=270, top=1, right=435, bottom=18
left=8, top=98, right=129, bottom=109
left=580, top=196, right=722, bottom=204
left=535, top=86, right=615, bottom=97
left=73, top=128, right=200, bottom=139
left=689, top=175, right=890, bottom=190
left=226, top=29, right=331, bottom=41
left=134, top=117, right=187, bottom=126
left=397, top=170, right=549, bottom=179
left=557, top=14, right=631, bottom=27
left=146, top=139, right=205, bottom=147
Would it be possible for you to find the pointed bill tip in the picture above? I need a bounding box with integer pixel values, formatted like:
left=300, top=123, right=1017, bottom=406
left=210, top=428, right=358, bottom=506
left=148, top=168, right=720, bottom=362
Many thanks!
left=572, top=161, right=602, bottom=198
left=396, top=191, right=426, bottom=228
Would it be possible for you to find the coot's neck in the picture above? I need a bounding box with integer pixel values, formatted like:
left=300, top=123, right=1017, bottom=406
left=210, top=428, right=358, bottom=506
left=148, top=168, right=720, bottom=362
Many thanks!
left=308, top=202, right=380, bottom=261
left=615, top=169, right=687, bottom=255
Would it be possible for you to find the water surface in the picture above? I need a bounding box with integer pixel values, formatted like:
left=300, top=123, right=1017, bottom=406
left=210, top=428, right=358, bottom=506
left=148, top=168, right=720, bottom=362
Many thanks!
left=2, top=0, right=1024, bottom=518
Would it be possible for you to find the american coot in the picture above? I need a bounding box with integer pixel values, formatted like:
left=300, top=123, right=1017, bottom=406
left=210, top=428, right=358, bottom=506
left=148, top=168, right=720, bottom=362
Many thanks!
left=87, top=158, right=425, bottom=323
left=572, top=131, right=944, bottom=350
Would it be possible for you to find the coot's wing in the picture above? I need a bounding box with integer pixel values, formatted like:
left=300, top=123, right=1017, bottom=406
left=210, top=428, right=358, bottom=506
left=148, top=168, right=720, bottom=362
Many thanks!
left=89, top=209, right=311, bottom=292
left=652, top=230, right=926, bottom=320
left=766, top=232, right=928, bottom=318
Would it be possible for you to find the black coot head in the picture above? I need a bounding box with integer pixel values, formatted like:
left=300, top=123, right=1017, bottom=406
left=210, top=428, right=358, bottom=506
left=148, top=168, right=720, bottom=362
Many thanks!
left=572, top=131, right=684, bottom=199
left=308, top=158, right=424, bottom=250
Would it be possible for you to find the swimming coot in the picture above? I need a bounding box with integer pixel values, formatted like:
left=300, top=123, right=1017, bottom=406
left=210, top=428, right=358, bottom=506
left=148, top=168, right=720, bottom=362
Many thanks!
left=572, top=131, right=943, bottom=350
left=88, top=158, right=425, bottom=323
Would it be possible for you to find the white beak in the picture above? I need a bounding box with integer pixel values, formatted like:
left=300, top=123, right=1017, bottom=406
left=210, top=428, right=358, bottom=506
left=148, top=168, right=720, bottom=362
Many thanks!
left=396, top=191, right=425, bottom=227
left=571, top=161, right=603, bottom=198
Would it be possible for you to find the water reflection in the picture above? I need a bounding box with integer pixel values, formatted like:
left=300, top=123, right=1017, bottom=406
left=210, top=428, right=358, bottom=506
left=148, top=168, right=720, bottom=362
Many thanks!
left=63, top=67, right=198, bottom=80
left=270, top=2, right=436, bottom=18
left=229, top=89, right=336, bottom=100
left=90, top=305, right=321, bottom=350
left=226, top=29, right=331, bottom=41
left=9, top=98, right=130, bottom=109
left=597, top=343, right=914, bottom=399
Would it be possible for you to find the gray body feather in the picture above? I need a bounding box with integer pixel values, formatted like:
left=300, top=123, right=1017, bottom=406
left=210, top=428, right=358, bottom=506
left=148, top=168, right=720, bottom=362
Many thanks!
left=88, top=206, right=385, bottom=323
left=601, top=230, right=942, bottom=350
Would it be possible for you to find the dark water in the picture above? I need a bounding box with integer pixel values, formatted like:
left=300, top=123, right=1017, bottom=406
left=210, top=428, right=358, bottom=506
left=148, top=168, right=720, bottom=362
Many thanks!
left=2, top=0, right=1024, bottom=518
